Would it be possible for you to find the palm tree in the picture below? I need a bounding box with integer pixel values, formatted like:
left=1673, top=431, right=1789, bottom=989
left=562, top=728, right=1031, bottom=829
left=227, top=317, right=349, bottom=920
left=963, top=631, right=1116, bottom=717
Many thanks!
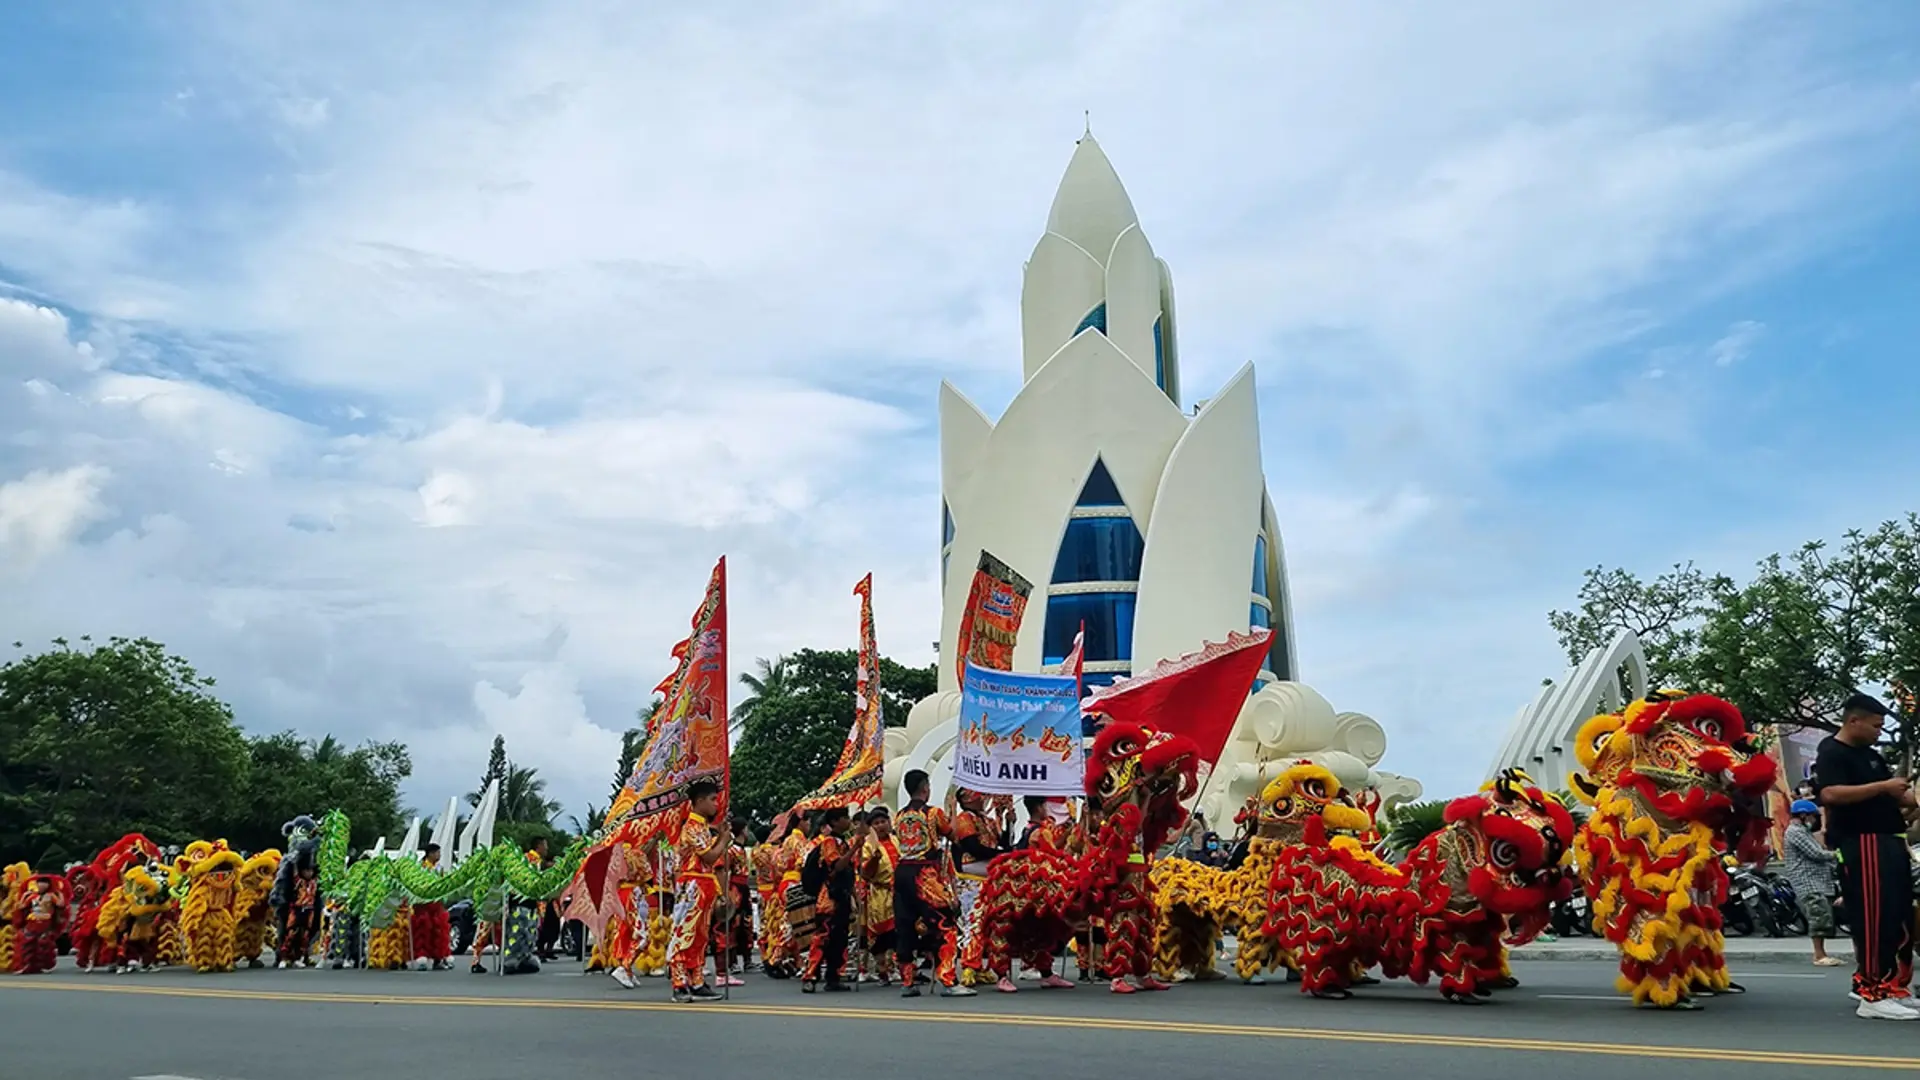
left=733, top=655, right=792, bottom=731
left=567, top=804, right=606, bottom=836
left=477, top=763, right=564, bottom=825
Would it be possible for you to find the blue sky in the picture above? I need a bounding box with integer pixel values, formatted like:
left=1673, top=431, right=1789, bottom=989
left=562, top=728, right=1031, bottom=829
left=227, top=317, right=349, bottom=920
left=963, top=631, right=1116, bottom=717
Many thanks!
left=2, top=2, right=1917, bottom=817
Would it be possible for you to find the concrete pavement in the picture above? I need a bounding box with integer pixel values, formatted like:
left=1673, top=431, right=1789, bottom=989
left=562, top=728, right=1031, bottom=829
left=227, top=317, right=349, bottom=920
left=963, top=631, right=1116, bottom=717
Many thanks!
left=0, top=957, right=1910, bottom=1080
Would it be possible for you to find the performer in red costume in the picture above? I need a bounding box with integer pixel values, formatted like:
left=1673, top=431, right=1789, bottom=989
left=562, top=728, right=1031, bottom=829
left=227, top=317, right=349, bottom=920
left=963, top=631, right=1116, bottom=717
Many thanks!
left=892, top=769, right=973, bottom=997
left=667, top=779, right=731, bottom=1003
left=16, top=874, right=68, bottom=975
left=410, top=843, right=454, bottom=969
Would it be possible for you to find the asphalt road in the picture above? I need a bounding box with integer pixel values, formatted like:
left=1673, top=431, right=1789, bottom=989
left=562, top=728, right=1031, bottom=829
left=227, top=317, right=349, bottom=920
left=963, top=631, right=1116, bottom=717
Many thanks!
left=1, top=957, right=1910, bottom=1080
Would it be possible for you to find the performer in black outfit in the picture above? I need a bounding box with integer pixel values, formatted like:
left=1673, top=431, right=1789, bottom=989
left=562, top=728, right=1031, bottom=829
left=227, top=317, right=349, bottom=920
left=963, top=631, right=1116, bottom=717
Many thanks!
left=1813, top=693, right=1917, bottom=1020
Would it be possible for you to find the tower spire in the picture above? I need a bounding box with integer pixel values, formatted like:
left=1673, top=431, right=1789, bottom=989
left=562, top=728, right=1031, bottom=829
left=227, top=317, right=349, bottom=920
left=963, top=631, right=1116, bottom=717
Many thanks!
left=1083, top=109, right=1091, bottom=140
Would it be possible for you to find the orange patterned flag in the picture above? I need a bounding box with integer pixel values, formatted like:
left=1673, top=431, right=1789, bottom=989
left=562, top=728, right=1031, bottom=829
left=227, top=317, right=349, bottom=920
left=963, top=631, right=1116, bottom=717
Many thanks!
left=605, top=557, right=730, bottom=833
left=953, top=551, right=1031, bottom=688
left=794, top=574, right=886, bottom=812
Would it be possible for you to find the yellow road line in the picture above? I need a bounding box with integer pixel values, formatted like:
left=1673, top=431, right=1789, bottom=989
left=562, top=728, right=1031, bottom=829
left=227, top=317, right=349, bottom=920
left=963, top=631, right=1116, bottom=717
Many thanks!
left=1, top=980, right=1910, bottom=1072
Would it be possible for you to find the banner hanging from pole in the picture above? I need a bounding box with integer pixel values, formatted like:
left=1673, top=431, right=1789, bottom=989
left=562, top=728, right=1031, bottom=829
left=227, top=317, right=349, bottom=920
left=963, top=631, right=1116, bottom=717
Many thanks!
left=953, top=660, right=1084, bottom=796
left=603, top=556, right=729, bottom=835
left=953, top=551, right=1031, bottom=689
left=793, top=573, right=887, bottom=812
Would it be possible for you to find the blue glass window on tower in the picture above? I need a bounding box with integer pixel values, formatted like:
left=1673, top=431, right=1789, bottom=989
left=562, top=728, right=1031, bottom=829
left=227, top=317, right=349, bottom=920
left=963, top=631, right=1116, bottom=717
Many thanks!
left=1249, top=603, right=1271, bottom=630
left=1152, top=315, right=1165, bottom=390
left=1043, top=592, right=1136, bottom=666
left=1052, top=518, right=1144, bottom=583
left=1076, top=301, right=1108, bottom=337
left=1252, top=534, right=1269, bottom=595
left=942, top=501, right=955, bottom=547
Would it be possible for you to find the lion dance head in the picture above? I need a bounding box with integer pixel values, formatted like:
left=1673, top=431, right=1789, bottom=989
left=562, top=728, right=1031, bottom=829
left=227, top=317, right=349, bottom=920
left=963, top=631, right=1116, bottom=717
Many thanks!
left=1569, top=691, right=1778, bottom=1007
left=1436, top=769, right=1577, bottom=945
left=1086, top=721, right=1201, bottom=850
left=1257, top=761, right=1375, bottom=846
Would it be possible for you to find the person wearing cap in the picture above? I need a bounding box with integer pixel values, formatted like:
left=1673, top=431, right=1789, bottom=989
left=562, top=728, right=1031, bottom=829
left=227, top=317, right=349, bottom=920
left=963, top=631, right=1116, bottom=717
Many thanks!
left=1813, top=692, right=1918, bottom=1019
left=1782, top=798, right=1842, bottom=967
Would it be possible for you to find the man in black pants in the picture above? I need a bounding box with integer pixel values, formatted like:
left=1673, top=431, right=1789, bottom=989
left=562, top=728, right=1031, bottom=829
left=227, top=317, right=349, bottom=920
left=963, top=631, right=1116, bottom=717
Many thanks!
left=1814, top=693, right=1917, bottom=1020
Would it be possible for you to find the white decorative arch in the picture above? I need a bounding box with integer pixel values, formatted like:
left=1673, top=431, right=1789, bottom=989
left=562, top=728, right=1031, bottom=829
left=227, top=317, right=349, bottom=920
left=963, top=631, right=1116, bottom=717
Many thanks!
left=1485, top=629, right=1649, bottom=785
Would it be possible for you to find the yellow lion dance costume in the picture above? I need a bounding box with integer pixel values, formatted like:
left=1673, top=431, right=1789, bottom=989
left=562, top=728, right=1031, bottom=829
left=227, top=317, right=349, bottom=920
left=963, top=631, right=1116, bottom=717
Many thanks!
left=1571, top=691, right=1778, bottom=1009
left=1, top=862, right=30, bottom=972
left=182, top=845, right=244, bottom=973
left=233, top=850, right=282, bottom=968
left=1150, top=762, right=1373, bottom=983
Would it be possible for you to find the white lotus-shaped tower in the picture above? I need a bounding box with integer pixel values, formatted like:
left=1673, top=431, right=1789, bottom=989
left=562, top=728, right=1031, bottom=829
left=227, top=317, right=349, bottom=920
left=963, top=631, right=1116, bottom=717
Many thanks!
left=884, top=133, right=1421, bottom=817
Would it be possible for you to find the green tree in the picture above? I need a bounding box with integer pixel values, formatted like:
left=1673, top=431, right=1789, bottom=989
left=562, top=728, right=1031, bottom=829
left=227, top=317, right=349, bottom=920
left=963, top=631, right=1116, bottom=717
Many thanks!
left=1547, top=562, right=1712, bottom=689
left=477, top=734, right=508, bottom=796
left=732, top=655, right=793, bottom=728
left=227, top=732, right=412, bottom=854
left=727, top=648, right=937, bottom=824
left=492, top=763, right=563, bottom=826
left=1550, top=515, right=1919, bottom=770
left=0, top=636, right=250, bottom=867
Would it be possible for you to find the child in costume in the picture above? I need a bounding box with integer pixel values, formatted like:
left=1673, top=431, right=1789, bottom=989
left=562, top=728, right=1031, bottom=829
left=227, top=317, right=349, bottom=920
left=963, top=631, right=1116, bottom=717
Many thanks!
left=16, top=874, right=68, bottom=974
left=278, top=864, right=321, bottom=968
left=667, top=778, right=731, bottom=1003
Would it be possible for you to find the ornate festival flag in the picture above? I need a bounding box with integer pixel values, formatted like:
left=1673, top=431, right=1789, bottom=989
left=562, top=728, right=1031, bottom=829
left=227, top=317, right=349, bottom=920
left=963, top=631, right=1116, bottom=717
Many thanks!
left=792, top=574, right=887, bottom=812
left=604, top=556, right=730, bottom=835
left=953, top=550, right=1032, bottom=688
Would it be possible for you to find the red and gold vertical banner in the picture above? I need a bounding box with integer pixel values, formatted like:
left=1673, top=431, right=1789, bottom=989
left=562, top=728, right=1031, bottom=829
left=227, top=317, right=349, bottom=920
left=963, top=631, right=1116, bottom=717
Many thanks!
left=793, top=573, right=886, bottom=812
left=604, top=556, right=729, bottom=835
left=953, top=551, right=1032, bottom=689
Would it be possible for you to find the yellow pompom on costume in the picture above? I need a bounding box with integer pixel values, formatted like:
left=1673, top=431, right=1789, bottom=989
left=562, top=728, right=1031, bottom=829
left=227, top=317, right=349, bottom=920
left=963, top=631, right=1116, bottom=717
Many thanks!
left=182, top=847, right=245, bottom=973
left=1570, top=691, right=1778, bottom=1009
left=232, top=850, right=282, bottom=968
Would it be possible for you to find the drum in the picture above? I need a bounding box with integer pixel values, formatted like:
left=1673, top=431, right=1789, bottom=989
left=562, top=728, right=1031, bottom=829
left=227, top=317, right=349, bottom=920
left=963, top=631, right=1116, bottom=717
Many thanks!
left=784, top=883, right=817, bottom=953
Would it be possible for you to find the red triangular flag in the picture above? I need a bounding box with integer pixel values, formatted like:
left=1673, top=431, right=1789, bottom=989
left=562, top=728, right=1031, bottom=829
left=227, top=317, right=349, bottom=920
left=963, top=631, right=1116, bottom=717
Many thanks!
left=1081, top=631, right=1270, bottom=769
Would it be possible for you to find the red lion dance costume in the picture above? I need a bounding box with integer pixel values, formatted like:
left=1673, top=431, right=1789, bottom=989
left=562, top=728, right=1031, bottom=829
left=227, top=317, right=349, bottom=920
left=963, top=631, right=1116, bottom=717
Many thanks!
left=1265, top=768, right=1575, bottom=1003
left=973, top=722, right=1201, bottom=995
left=1570, top=691, right=1777, bottom=1009
left=15, top=873, right=70, bottom=975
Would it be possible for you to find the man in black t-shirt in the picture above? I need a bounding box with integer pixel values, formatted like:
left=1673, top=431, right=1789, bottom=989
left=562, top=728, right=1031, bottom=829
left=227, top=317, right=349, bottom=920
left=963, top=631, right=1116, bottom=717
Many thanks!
left=1813, top=693, right=1917, bottom=1019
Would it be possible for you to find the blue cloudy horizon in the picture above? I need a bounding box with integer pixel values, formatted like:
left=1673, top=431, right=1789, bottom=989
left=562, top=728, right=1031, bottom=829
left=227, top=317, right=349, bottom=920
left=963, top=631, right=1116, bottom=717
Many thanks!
left=3, top=2, right=1918, bottom=818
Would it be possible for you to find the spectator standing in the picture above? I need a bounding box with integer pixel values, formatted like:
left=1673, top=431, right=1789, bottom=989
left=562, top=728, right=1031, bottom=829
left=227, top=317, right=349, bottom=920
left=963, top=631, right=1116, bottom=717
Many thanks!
left=1813, top=693, right=1918, bottom=1020
left=1782, top=799, right=1843, bottom=967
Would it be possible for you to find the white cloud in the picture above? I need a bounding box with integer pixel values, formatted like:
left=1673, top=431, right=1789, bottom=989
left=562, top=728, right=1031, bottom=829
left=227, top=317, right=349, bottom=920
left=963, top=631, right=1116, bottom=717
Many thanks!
left=1, top=2, right=1915, bottom=810
left=1709, top=320, right=1766, bottom=366
left=0, top=464, right=112, bottom=567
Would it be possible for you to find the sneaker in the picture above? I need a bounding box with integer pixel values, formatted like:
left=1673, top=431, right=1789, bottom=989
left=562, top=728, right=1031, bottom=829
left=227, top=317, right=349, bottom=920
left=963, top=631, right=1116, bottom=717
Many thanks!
left=1857, top=998, right=1919, bottom=1021
left=901, top=985, right=923, bottom=998
left=939, top=983, right=977, bottom=997
left=688, top=986, right=725, bottom=1003
left=1039, top=974, right=1075, bottom=990
left=671, top=988, right=693, bottom=1004
left=610, top=967, right=637, bottom=990
left=995, top=976, right=1019, bottom=993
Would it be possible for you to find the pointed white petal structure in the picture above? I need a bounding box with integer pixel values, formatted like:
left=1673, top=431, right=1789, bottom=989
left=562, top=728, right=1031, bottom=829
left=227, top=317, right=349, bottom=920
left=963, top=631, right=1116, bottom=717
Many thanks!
left=457, top=779, right=500, bottom=862
left=889, top=129, right=1417, bottom=810
left=369, top=837, right=387, bottom=859
left=394, top=817, right=421, bottom=859
left=1486, top=628, right=1649, bottom=782
left=429, top=796, right=459, bottom=860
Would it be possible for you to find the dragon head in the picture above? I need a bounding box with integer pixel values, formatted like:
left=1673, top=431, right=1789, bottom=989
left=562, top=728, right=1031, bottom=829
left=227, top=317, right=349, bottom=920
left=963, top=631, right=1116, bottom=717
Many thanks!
left=1569, top=691, right=1777, bottom=859
left=188, top=848, right=244, bottom=899
left=65, top=863, right=105, bottom=907
left=1439, top=768, right=1577, bottom=944
left=1257, top=761, right=1376, bottom=844
left=3, top=862, right=31, bottom=908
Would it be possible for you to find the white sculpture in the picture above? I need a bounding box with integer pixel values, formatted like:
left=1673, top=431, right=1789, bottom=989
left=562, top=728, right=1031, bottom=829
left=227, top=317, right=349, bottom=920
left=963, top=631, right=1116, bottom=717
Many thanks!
left=1485, top=628, right=1649, bottom=786
left=885, top=130, right=1420, bottom=814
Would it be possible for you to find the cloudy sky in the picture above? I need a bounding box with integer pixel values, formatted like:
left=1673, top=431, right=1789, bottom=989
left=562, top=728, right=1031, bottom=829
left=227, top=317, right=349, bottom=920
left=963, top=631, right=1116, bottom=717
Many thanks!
left=4, top=2, right=1917, bottom=819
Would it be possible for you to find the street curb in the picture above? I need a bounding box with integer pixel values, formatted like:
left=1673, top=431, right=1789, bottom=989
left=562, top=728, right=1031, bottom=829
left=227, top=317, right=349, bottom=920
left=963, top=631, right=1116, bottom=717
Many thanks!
left=1509, top=944, right=1854, bottom=964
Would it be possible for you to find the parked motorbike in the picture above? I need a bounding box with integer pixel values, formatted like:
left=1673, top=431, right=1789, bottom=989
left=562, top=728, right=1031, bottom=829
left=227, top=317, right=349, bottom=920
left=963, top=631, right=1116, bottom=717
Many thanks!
left=1550, top=889, right=1594, bottom=937
left=1758, top=872, right=1808, bottom=937
left=1721, top=862, right=1774, bottom=937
